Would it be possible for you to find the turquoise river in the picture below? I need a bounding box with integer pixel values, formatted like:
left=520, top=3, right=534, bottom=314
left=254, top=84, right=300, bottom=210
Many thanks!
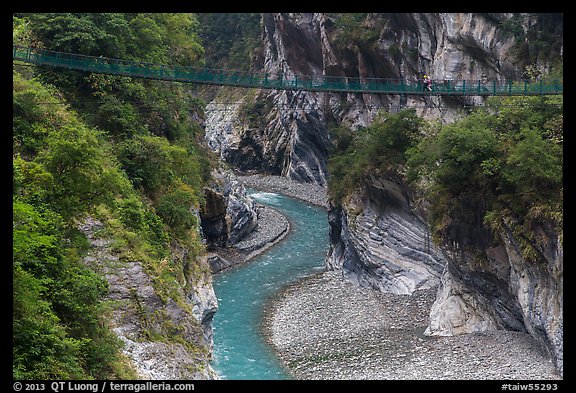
left=210, top=191, right=329, bottom=380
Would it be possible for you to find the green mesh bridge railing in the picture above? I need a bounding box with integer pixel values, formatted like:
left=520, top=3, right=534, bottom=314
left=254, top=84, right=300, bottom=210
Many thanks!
left=13, top=45, right=563, bottom=96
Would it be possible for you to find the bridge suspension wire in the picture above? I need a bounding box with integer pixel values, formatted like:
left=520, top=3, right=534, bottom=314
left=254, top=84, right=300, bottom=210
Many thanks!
left=13, top=45, right=563, bottom=97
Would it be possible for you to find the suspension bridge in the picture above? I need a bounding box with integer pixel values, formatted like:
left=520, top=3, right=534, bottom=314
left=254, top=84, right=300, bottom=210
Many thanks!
left=13, top=45, right=563, bottom=97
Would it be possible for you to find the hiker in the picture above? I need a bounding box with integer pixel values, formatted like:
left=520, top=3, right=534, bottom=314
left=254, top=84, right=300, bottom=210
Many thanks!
left=423, top=74, right=432, bottom=91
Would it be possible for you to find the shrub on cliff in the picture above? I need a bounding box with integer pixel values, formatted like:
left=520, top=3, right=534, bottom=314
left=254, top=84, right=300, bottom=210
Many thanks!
left=327, top=109, right=423, bottom=203
left=405, top=95, right=562, bottom=257
left=327, top=95, right=562, bottom=261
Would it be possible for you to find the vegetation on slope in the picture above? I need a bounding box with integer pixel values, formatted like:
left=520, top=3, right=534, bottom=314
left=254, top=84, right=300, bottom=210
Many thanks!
left=328, top=93, right=563, bottom=262
left=197, top=13, right=262, bottom=71
left=13, top=13, right=215, bottom=379
left=13, top=70, right=140, bottom=379
left=328, top=109, right=423, bottom=203
left=407, top=95, right=562, bottom=257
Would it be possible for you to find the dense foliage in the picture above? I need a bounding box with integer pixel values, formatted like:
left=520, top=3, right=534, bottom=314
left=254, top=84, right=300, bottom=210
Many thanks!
left=197, top=13, right=262, bottom=71
left=328, top=109, right=423, bottom=203
left=13, top=13, right=213, bottom=379
left=13, top=71, right=137, bottom=379
left=328, top=94, right=563, bottom=261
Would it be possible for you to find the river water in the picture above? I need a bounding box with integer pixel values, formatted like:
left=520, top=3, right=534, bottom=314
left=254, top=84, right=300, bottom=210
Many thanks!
left=210, top=191, right=329, bottom=380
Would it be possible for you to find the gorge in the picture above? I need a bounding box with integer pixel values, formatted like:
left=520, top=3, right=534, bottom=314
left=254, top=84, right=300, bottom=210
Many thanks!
left=12, top=12, right=562, bottom=381
left=203, top=12, right=563, bottom=378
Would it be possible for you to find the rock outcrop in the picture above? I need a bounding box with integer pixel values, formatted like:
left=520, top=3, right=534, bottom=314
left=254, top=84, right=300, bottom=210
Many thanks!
left=425, top=222, right=563, bottom=375
left=78, top=217, right=218, bottom=380
left=188, top=258, right=219, bottom=357
left=200, top=171, right=292, bottom=273
left=200, top=172, right=258, bottom=250
left=326, top=175, right=446, bottom=295
left=328, top=173, right=563, bottom=375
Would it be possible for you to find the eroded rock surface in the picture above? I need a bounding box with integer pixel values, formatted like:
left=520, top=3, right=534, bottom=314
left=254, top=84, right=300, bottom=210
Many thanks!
left=326, top=175, right=446, bottom=294
left=79, top=217, right=218, bottom=380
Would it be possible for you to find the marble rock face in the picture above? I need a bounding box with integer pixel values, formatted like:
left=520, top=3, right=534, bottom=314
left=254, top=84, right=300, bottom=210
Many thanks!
left=200, top=178, right=258, bottom=249
left=78, top=218, right=218, bottom=380
left=425, top=224, right=563, bottom=375
left=326, top=172, right=563, bottom=375
left=326, top=175, right=446, bottom=295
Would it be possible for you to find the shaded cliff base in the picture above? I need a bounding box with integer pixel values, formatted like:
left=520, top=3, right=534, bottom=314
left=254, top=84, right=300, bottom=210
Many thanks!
left=265, top=270, right=561, bottom=380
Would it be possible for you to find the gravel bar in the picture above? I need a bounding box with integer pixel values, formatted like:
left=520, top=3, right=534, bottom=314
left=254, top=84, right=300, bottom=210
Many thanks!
left=209, top=173, right=327, bottom=272
left=233, top=173, right=328, bottom=208
left=264, top=270, right=562, bottom=380
left=208, top=204, right=290, bottom=273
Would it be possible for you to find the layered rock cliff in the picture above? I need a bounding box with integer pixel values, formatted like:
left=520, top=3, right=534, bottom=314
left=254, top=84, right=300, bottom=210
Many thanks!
left=325, top=168, right=563, bottom=373
left=326, top=174, right=446, bottom=294
left=79, top=217, right=218, bottom=379
left=327, top=174, right=563, bottom=375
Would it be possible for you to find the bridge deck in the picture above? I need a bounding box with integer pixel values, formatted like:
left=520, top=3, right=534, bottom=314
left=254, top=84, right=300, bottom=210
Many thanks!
left=13, top=46, right=563, bottom=96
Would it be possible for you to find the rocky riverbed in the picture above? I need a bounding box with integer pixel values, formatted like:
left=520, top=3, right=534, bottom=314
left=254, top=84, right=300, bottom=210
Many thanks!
left=208, top=173, right=328, bottom=273
left=233, top=173, right=329, bottom=208
left=264, top=270, right=561, bottom=380
left=207, top=203, right=290, bottom=272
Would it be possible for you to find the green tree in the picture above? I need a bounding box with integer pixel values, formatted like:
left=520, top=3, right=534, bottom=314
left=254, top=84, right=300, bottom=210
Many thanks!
left=405, top=96, right=562, bottom=256
left=503, top=127, right=562, bottom=197
left=157, top=13, right=204, bottom=65
left=428, top=115, right=498, bottom=192
left=327, top=109, right=423, bottom=203
left=38, top=124, right=128, bottom=219
left=116, top=135, right=177, bottom=194
left=198, top=13, right=260, bottom=70
left=13, top=266, right=86, bottom=379
left=156, top=184, right=199, bottom=235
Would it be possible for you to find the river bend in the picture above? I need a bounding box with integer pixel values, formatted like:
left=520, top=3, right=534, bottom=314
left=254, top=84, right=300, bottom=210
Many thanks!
left=211, top=191, right=328, bottom=380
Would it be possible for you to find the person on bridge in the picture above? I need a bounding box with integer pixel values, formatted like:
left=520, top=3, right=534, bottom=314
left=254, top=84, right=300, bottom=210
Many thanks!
left=423, top=74, right=432, bottom=91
